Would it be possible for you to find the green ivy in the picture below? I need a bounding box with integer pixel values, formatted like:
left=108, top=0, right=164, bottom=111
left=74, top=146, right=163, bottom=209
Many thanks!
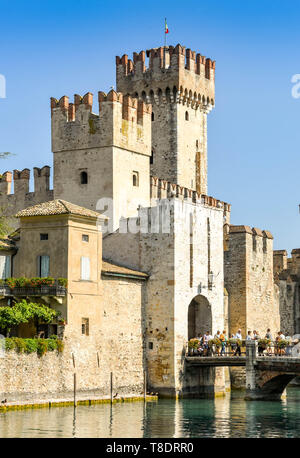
left=4, top=337, right=64, bottom=356
left=0, top=299, right=60, bottom=334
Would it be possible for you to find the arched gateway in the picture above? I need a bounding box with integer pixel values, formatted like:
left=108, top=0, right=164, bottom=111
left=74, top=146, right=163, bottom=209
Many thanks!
left=188, top=295, right=212, bottom=340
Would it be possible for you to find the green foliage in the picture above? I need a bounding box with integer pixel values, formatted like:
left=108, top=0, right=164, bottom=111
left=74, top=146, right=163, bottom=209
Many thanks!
left=57, top=278, right=68, bottom=288
left=23, top=338, right=38, bottom=353
left=4, top=337, right=64, bottom=356
left=6, top=277, right=57, bottom=288
left=209, top=338, right=222, bottom=347
left=37, top=339, right=48, bottom=356
left=277, top=339, right=288, bottom=349
left=188, top=338, right=199, bottom=349
left=0, top=299, right=59, bottom=332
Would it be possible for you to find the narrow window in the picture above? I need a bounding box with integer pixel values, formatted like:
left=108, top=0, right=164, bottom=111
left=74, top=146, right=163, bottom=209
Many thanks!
left=196, top=140, right=199, bottom=149
left=263, top=237, right=267, bottom=253
left=81, top=318, right=89, bottom=336
left=82, top=234, right=89, bottom=243
left=0, top=255, right=11, bottom=279
left=38, top=255, right=50, bottom=277
left=185, top=111, right=189, bottom=121
left=150, top=149, right=154, bottom=165
left=40, top=233, right=48, bottom=240
left=81, top=256, right=90, bottom=280
left=151, top=112, right=154, bottom=121
left=133, top=171, right=139, bottom=187
left=148, top=342, right=153, bottom=350
left=80, top=171, right=88, bottom=184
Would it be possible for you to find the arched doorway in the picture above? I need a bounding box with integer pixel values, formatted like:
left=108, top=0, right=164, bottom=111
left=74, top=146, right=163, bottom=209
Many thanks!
left=188, top=295, right=212, bottom=340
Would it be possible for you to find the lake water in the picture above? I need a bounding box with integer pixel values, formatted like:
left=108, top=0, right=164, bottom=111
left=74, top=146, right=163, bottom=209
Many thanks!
left=1, top=388, right=300, bottom=438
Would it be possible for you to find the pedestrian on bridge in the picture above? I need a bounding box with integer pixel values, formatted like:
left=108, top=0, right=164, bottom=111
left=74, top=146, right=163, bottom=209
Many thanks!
left=234, top=329, right=242, bottom=356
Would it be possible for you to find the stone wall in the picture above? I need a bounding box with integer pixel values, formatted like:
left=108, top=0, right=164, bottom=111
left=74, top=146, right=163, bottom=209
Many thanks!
left=225, top=225, right=280, bottom=338
left=0, top=167, right=53, bottom=221
left=274, top=249, right=300, bottom=335
left=103, top=197, right=225, bottom=396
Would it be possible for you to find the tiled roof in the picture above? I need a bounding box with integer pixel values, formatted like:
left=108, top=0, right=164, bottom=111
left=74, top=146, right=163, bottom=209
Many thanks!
left=0, top=238, right=16, bottom=251
left=15, top=200, right=106, bottom=219
left=102, top=259, right=148, bottom=279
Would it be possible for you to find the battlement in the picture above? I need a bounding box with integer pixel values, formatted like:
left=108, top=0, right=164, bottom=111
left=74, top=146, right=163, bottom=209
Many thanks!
left=150, top=176, right=231, bottom=214
left=51, top=90, right=151, bottom=155
left=116, top=44, right=215, bottom=109
left=229, top=225, right=273, bottom=239
left=0, top=166, right=53, bottom=219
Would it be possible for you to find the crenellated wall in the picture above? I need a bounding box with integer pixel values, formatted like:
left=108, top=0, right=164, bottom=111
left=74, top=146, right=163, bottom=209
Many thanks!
left=225, top=225, right=280, bottom=338
left=274, top=249, right=300, bottom=336
left=0, top=166, right=53, bottom=220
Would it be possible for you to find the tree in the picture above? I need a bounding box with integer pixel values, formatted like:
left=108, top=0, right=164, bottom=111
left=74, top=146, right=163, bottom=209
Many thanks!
left=0, top=300, right=60, bottom=336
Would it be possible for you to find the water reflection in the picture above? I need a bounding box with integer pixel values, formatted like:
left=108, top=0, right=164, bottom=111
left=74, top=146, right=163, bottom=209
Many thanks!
left=0, top=388, right=300, bottom=438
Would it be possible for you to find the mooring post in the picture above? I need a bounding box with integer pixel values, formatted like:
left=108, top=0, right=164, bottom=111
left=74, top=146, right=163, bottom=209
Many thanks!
left=72, top=353, right=77, bottom=407
left=110, top=372, right=113, bottom=403
left=144, top=370, right=147, bottom=401
left=74, top=373, right=77, bottom=407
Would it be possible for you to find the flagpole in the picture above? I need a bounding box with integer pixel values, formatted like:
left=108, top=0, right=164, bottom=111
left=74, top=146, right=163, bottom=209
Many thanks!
left=164, top=18, right=167, bottom=68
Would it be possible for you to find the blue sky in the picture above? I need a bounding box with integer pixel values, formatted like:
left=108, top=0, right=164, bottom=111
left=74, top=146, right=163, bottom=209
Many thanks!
left=0, top=0, right=299, bottom=252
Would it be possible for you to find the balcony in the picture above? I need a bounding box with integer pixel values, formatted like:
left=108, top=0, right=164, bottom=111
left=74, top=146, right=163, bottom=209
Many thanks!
left=0, top=279, right=67, bottom=298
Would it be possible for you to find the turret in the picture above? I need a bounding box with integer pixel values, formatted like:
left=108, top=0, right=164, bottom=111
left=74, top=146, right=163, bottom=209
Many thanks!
left=116, top=44, right=216, bottom=193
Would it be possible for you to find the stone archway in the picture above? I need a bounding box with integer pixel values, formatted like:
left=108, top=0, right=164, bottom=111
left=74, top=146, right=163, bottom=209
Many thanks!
left=188, top=295, right=212, bottom=340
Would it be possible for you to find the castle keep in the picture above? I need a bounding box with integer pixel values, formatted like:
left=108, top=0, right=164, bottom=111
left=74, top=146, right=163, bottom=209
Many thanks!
left=0, top=43, right=292, bottom=402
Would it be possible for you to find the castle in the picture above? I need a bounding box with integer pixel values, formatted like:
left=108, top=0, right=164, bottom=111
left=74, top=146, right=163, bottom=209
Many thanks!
left=0, top=44, right=298, bottom=401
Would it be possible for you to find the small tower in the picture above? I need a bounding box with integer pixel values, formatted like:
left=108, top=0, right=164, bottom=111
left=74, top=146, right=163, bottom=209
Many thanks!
left=116, top=44, right=215, bottom=194
left=50, top=90, right=152, bottom=231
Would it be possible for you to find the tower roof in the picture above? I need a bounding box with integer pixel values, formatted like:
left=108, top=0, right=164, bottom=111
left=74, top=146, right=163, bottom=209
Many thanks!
left=15, top=199, right=107, bottom=219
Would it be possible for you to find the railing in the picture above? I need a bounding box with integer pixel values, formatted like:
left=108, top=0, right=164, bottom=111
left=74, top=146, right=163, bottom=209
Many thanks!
left=187, top=339, right=300, bottom=358
left=0, top=283, right=67, bottom=297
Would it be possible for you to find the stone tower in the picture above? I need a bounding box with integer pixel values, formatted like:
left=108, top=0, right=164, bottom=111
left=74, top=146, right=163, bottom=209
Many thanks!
left=51, top=90, right=152, bottom=231
left=116, top=44, right=215, bottom=194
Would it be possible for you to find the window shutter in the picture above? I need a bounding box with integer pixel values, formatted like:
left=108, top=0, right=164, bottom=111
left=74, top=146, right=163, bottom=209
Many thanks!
left=40, top=255, right=50, bottom=277
left=0, top=256, right=6, bottom=279
left=81, top=256, right=90, bottom=280
left=4, top=256, right=11, bottom=278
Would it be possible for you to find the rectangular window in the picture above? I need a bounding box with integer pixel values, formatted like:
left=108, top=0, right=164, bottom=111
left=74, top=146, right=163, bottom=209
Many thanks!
left=82, top=234, right=89, bottom=243
left=81, top=318, right=89, bottom=336
left=37, top=255, right=50, bottom=277
left=81, top=256, right=90, bottom=280
left=132, top=171, right=139, bottom=187
left=148, top=342, right=153, bottom=350
left=0, top=255, right=11, bottom=279
left=40, top=234, right=48, bottom=240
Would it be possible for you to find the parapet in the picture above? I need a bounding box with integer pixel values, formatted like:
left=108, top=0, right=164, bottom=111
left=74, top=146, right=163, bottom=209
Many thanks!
left=228, top=225, right=273, bottom=253
left=116, top=44, right=215, bottom=109
left=51, top=90, right=151, bottom=155
left=0, top=166, right=53, bottom=219
left=150, top=175, right=231, bottom=214
left=273, top=250, right=288, bottom=273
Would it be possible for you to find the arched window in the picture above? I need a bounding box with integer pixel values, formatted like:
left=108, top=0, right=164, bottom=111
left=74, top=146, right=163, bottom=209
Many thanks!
left=80, top=171, right=88, bottom=184
left=185, top=111, right=189, bottom=121
left=151, top=112, right=154, bottom=122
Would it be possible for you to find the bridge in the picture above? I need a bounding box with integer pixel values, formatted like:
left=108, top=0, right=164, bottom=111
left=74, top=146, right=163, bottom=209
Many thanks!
left=185, top=341, right=300, bottom=400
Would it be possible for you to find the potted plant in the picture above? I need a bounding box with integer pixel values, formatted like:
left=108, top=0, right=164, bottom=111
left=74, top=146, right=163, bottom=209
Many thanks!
left=188, top=338, right=199, bottom=356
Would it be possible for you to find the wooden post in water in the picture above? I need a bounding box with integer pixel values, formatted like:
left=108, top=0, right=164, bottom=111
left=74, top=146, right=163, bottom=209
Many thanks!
left=144, top=370, right=147, bottom=401
left=110, top=372, right=113, bottom=403
left=74, top=373, right=77, bottom=407
left=72, top=353, right=77, bottom=408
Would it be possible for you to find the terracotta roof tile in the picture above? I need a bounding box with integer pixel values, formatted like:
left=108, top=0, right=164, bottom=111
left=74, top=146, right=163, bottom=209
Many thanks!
left=15, top=200, right=107, bottom=219
left=102, top=259, right=148, bottom=279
